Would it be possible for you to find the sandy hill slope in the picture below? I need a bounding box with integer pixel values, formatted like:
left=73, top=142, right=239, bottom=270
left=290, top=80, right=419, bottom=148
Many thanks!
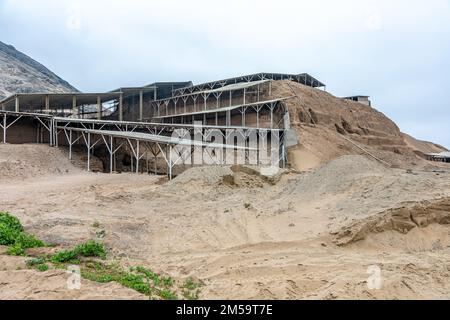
left=1, top=143, right=450, bottom=299
left=402, top=132, right=448, bottom=154
left=0, top=41, right=78, bottom=100
left=271, top=81, right=447, bottom=170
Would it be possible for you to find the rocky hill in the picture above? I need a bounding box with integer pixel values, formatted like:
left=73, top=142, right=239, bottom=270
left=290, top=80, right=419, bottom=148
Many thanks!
left=0, top=41, right=78, bottom=100
left=270, top=81, right=448, bottom=170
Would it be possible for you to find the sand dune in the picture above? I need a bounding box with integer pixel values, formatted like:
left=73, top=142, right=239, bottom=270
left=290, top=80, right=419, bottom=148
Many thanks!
left=1, top=144, right=450, bottom=299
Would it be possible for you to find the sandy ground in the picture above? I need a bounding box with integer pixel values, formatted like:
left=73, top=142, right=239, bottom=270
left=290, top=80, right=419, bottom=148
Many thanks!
left=1, top=144, right=450, bottom=299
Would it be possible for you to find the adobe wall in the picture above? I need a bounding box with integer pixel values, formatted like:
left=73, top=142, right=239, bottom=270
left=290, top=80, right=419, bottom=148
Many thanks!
left=2, top=118, right=47, bottom=144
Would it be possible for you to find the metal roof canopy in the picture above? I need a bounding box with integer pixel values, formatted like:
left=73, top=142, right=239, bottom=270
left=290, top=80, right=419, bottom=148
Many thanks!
left=155, top=97, right=291, bottom=119
left=0, top=110, right=53, bottom=118
left=53, top=116, right=284, bottom=131
left=58, top=127, right=256, bottom=151
left=144, top=82, right=194, bottom=99
left=173, top=72, right=326, bottom=95
left=0, top=92, right=122, bottom=110
left=109, top=86, right=157, bottom=94
left=426, top=152, right=450, bottom=158
left=152, top=80, right=271, bottom=103
left=144, top=81, right=193, bottom=87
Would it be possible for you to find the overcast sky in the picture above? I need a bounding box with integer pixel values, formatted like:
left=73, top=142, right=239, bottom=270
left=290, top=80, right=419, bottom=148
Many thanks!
left=0, top=0, right=449, bottom=147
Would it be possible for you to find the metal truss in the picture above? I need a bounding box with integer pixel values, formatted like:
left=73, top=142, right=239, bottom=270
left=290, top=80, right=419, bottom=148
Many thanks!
left=0, top=110, right=53, bottom=144
left=152, top=81, right=271, bottom=118
left=157, top=99, right=289, bottom=129
left=172, top=72, right=326, bottom=96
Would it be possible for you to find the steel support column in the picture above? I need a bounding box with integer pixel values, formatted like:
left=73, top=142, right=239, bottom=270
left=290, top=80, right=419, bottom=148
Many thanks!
left=2, top=114, right=5, bottom=143
left=119, top=93, right=123, bottom=122
left=45, top=95, right=50, bottom=113
left=110, top=136, right=114, bottom=173
left=87, top=132, right=91, bottom=171
left=97, top=96, right=102, bottom=120
left=15, top=96, right=19, bottom=112
left=72, top=95, right=77, bottom=118
left=139, top=90, right=143, bottom=121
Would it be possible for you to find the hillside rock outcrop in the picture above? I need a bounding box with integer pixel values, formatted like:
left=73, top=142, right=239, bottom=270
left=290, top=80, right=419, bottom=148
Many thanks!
left=0, top=41, right=78, bottom=100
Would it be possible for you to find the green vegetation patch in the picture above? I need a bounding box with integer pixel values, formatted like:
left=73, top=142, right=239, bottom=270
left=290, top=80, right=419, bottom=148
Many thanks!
left=0, top=212, right=202, bottom=300
left=182, top=277, right=203, bottom=300
left=0, top=212, right=23, bottom=233
left=36, top=264, right=49, bottom=272
left=51, top=249, right=79, bottom=263
left=75, top=240, right=106, bottom=259
left=0, top=212, right=45, bottom=256
left=81, top=262, right=179, bottom=299
left=51, top=240, right=106, bottom=263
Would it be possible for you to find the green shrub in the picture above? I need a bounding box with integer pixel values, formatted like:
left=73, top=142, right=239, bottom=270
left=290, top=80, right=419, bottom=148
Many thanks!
left=51, top=249, right=79, bottom=263
left=51, top=240, right=107, bottom=263
left=182, top=277, right=202, bottom=300
left=119, top=274, right=151, bottom=295
left=132, top=266, right=160, bottom=285
left=75, top=240, right=106, bottom=259
left=0, top=212, right=23, bottom=233
left=183, top=277, right=201, bottom=290
left=26, top=258, right=45, bottom=267
left=7, top=244, right=25, bottom=256
left=160, top=289, right=178, bottom=300
left=80, top=262, right=191, bottom=300
left=83, top=272, right=114, bottom=283
left=0, top=212, right=45, bottom=251
left=15, top=232, right=45, bottom=248
left=162, top=276, right=174, bottom=287
left=81, top=261, right=121, bottom=283
left=37, top=264, right=49, bottom=272
left=0, top=223, right=19, bottom=245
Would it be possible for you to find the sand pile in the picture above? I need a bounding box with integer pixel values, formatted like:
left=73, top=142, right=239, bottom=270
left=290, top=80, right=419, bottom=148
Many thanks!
left=222, top=165, right=285, bottom=188
left=287, top=155, right=387, bottom=194
left=0, top=144, right=80, bottom=180
left=263, top=154, right=450, bottom=245
left=168, top=166, right=233, bottom=186
left=165, top=165, right=285, bottom=193
left=335, top=197, right=450, bottom=247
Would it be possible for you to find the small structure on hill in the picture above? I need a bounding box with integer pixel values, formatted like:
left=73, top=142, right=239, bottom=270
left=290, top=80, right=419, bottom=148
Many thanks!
left=343, top=95, right=371, bottom=106
left=425, top=152, right=450, bottom=163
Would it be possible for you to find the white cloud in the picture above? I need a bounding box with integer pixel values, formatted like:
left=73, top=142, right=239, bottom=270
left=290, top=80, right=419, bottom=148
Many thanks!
left=366, top=6, right=383, bottom=31
left=65, top=2, right=82, bottom=31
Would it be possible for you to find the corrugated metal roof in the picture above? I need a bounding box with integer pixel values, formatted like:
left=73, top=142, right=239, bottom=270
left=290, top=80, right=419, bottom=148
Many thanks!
left=151, top=80, right=270, bottom=102
left=172, top=72, right=325, bottom=95
left=426, top=152, right=450, bottom=158
left=201, top=79, right=270, bottom=94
